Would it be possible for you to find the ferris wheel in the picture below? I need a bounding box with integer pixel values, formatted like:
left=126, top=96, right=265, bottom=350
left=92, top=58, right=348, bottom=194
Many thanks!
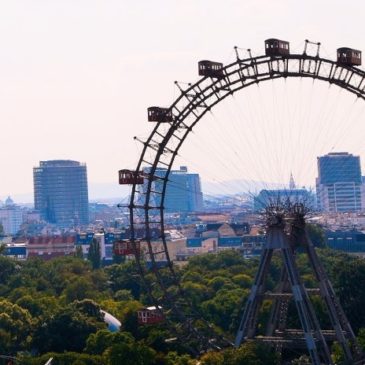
left=117, top=38, right=365, bottom=356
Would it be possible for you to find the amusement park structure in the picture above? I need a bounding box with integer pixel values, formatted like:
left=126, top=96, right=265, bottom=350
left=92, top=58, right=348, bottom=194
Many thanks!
left=116, top=38, right=365, bottom=363
left=235, top=202, right=361, bottom=364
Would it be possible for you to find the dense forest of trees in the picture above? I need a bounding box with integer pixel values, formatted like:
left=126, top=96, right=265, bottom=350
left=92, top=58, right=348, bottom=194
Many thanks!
left=1, top=247, right=365, bottom=364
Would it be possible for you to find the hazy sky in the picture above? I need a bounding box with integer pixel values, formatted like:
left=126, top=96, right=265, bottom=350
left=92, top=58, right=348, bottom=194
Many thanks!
left=1, top=0, right=365, bottom=202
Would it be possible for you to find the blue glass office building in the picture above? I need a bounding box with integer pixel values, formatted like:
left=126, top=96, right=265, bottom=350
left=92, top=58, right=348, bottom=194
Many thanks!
left=34, top=160, right=89, bottom=226
left=142, top=166, right=203, bottom=212
left=316, top=152, right=362, bottom=212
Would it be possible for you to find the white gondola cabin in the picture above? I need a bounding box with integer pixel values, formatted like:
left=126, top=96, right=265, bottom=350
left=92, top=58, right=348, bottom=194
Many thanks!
left=265, top=38, right=290, bottom=57
left=113, top=240, right=140, bottom=256
left=118, top=169, right=144, bottom=185
left=337, top=48, right=361, bottom=66
left=198, top=60, right=224, bottom=78
left=147, top=107, right=173, bottom=123
left=137, top=306, right=164, bottom=325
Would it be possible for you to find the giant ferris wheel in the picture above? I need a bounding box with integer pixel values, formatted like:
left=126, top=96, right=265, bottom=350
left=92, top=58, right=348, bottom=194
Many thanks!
left=117, top=39, right=365, bottom=363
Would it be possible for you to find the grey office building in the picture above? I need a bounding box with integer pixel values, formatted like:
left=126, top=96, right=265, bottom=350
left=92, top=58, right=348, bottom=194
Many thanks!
left=142, top=166, right=203, bottom=212
left=316, top=152, right=362, bottom=212
left=34, top=160, right=89, bottom=226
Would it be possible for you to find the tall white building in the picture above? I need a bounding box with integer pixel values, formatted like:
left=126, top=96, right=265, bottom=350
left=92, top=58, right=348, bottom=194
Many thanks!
left=0, top=197, right=23, bottom=235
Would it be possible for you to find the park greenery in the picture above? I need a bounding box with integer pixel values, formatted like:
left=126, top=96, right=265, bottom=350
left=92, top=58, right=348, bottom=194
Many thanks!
left=0, top=244, right=365, bottom=364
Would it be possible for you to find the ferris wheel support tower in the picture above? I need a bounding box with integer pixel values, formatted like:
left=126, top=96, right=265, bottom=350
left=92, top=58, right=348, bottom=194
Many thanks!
left=235, top=203, right=361, bottom=364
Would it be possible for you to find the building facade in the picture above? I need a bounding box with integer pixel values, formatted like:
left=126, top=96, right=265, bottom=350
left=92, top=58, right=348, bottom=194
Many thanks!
left=0, top=197, right=23, bottom=235
left=34, top=160, right=89, bottom=226
left=26, top=236, right=75, bottom=260
left=316, top=152, right=362, bottom=212
left=326, top=230, right=365, bottom=253
left=142, top=166, right=204, bottom=212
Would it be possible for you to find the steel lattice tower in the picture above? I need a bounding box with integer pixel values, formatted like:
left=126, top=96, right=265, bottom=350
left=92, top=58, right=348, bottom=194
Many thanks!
left=235, top=203, right=362, bottom=365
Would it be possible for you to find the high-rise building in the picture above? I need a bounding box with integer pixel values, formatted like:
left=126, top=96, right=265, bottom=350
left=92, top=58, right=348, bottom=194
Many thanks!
left=316, top=152, right=362, bottom=212
left=142, top=166, right=203, bottom=212
left=33, top=160, right=89, bottom=226
left=0, top=197, right=23, bottom=235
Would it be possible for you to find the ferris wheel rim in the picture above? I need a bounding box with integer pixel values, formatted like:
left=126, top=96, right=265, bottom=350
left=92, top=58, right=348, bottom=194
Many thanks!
left=127, top=48, right=365, bottom=351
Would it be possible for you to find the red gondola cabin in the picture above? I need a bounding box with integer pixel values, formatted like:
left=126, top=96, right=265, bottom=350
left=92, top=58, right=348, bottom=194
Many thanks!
left=198, top=60, right=224, bottom=78
left=147, top=107, right=173, bottom=123
left=337, top=48, right=362, bottom=66
left=137, top=306, right=164, bottom=325
left=118, top=169, right=144, bottom=185
left=113, top=240, right=141, bottom=256
left=265, top=39, right=290, bottom=57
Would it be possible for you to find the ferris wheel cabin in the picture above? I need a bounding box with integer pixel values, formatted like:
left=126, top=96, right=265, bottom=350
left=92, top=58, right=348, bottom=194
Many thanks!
left=198, top=60, right=224, bottom=78
left=265, top=38, right=290, bottom=57
left=137, top=306, right=164, bottom=325
left=337, top=47, right=362, bottom=66
left=147, top=107, right=173, bottom=123
left=118, top=169, right=144, bottom=185
left=113, top=240, right=141, bottom=256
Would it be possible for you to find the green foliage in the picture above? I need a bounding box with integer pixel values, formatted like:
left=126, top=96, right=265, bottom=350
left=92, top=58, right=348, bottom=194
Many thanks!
left=32, top=304, right=105, bottom=353
left=18, top=352, right=103, bottom=365
left=104, top=341, right=157, bottom=365
left=1, top=247, right=365, bottom=364
left=63, top=277, right=96, bottom=303
left=290, top=355, right=311, bottom=364
left=75, top=245, right=84, bottom=259
left=306, top=223, right=325, bottom=248
left=0, top=299, right=33, bottom=353
left=105, top=262, right=142, bottom=299
left=200, top=343, right=279, bottom=365
left=0, top=255, right=17, bottom=283
left=88, top=238, right=101, bottom=269
left=358, top=327, right=365, bottom=351
left=320, top=250, right=365, bottom=331
left=164, top=351, right=193, bottom=365
left=85, top=330, right=134, bottom=355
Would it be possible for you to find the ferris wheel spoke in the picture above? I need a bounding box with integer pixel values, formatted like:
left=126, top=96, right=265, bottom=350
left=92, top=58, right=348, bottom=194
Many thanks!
left=118, top=39, right=365, bottom=356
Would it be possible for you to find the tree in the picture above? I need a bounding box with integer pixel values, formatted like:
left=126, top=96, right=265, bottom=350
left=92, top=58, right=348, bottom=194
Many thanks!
left=63, top=277, right=96, bottom=303
left=165, top=352, right=193, bottom=365
left=200, top=343, right=279, bottom=365
left=105, top=262, right=142, bottom=299
left=88, top=239, right=101, bottom=270
left=85, top=330, right=134, bottom=355
left=330, top=257, right=365, bottom=331
left=0, top=300, right=34, bottom=353
left=0, top=256, right=16, bottom=283
left=18, top=352, right=103, bottom=365
left=104, top=341, right=157, bottom=365
left=75, top=245, right=84, bottom=259
left=306, top=223, right=325, bottom=248
left=32, top=306, right=104, bottom=353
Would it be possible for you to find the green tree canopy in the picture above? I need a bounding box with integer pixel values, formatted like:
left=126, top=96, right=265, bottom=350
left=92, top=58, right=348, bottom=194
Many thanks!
left=88, top=238, right=101, bottom=270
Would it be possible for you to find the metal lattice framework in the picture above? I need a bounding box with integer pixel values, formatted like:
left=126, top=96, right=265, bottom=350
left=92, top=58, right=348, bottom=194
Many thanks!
left=126, top=41, right=365, bottom=355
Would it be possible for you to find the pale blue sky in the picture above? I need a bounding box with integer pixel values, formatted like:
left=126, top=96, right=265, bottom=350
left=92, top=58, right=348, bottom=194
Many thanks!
left=1, top=0, right=365, bottom=201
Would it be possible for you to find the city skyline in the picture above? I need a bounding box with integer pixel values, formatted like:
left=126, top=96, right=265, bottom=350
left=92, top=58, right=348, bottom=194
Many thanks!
left=1, top=1, right=365, bottom=198
left=3, top=3, right=365, bottom=364
left=1, top=149, right=364, bottom=205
